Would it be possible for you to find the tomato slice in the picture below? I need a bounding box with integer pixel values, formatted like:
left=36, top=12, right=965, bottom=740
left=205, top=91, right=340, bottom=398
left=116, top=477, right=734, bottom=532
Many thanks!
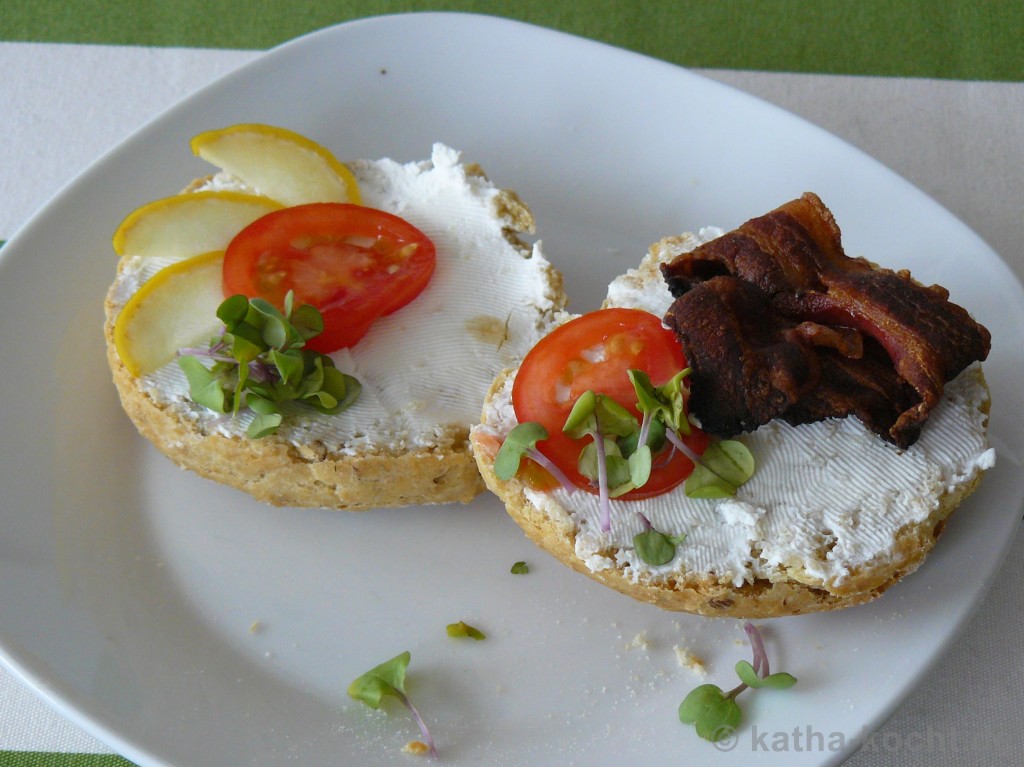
left=511, top=308, right=709, bottom=499
left=223, top=202, right=436, bottom=353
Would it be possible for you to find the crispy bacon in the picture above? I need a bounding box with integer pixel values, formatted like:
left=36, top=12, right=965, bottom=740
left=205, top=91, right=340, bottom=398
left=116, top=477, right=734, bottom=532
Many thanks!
left=661, top=193, right=991, bottom=448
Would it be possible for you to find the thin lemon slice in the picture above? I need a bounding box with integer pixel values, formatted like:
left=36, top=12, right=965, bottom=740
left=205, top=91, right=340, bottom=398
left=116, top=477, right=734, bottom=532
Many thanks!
left=190, top=124, right=362, bottom=207
left=113, top=190, right=282, bottom=261
left=114, top=251, right=225, bottom=376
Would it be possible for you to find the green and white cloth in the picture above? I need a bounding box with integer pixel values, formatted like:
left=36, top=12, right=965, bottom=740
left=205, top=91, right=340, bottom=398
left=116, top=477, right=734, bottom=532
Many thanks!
left=1, top=2, right=1022, bottom=765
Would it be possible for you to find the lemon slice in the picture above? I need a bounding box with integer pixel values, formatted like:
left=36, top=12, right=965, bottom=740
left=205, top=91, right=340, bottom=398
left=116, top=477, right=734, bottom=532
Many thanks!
left=113, top=190, right=282, bottom=261
left=114, top=250, right=225, bottom=376
left=190, top=124, right=362, bottom=207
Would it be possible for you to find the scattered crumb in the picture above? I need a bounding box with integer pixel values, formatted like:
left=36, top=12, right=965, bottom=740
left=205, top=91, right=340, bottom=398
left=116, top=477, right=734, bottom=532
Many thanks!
left=674, top=644, right=707, bottom=676
left=402, top=741, right=430, bottom=756
left=625, top=631, right=649, bottom=651
left=249, top=620, right=263, bottom=635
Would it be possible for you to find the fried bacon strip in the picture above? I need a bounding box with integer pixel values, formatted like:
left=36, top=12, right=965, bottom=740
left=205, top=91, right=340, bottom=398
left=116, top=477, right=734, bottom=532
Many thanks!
left=661, top=193, right=991, bottom=448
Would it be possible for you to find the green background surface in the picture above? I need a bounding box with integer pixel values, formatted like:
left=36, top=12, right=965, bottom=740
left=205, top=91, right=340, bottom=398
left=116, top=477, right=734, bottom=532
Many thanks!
left=3, top=0, right=1022, bottom=81
left=0, top=2, right=1020, bottom=766
left=0, top=756, right=132, bottom=767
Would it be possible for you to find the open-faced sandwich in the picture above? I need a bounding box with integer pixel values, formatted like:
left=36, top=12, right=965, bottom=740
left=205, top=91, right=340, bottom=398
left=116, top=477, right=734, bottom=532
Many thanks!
left=105, top=125, right=566, bottom=510
left=472, top=193, right=994, bottom=618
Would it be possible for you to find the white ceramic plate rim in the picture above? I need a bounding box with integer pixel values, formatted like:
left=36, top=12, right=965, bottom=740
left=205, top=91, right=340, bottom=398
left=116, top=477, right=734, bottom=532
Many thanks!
left=1, top=12, right=1022, bottom=767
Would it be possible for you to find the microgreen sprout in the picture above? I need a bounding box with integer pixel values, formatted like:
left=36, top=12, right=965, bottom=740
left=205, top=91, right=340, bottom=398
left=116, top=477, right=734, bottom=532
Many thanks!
left=678, top=622, right=797, bottom=742
left=494, top=422, right=576, bottom=493
left=446, top=621, right=486, bottom=640
left=510, top=561, right=529, bottom=574
left=629, top=368, right=755, bottom=499
left=633, top=512, right=687, bottom=566
left=348, top=651, right=437, bottom=758
left=177, top=292, right=360, bottom=438
left=678, top=437, right=756, bottom=499
left=562, top=390, right=647, bottom=531
left=629, top=368, right=692, bottom=436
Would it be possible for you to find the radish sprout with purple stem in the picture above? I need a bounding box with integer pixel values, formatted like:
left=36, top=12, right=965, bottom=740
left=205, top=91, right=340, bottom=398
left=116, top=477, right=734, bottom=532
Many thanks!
left=633, top=511, right=687, bottom=566
left=678, top=622, right=798, bottom=742
left=493, top=421, right=577, bottom=493
left=561, top=390, right=649, bottom=532
left=628, top=369, right=755, bottom=499
left=348, top=651, right=438, bottom=758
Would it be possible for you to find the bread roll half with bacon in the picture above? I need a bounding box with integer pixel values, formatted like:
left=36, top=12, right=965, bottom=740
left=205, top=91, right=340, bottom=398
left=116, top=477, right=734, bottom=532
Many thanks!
left=471, top=194, right=993, bottom=618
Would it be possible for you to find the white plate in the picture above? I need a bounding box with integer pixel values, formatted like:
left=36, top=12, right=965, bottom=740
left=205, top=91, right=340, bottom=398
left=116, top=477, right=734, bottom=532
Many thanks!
left=1, top=12, right=1022, bottom=767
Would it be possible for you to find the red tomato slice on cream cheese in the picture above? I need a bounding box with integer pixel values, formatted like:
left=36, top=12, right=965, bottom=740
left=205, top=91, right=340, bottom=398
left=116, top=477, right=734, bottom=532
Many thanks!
left=223, top=202, right=436, bottom=353
left=511, top=308, right=709, bottom=499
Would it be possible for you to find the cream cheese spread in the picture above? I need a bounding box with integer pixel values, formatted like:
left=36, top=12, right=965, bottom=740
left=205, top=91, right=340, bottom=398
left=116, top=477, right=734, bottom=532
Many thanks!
left=476, top=232, right=995, bottom=590
left=109, top=144, right=565, bottom=454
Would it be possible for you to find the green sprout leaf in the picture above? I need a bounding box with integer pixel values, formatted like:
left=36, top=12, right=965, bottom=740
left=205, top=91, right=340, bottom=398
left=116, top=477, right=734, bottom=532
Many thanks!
left=564, top=391, right=644, bottom=517
left=678, top=683, right=726, bottom=724
left=245, top=395, right=283, bottom=439
left=348, top=651, right=412, bottom=710
left=627, top=443, right=653, bottom=489
left=330, top=372, right=362, bottom=412
left=249, top=296, right=286, bottom=323
left=510, top=561, right=529, bottom=574
left=177, top=355, right=229, bottom=413
left=563, top=390, right=637, bottom=439
left=597, top=396, right=640, bottom=438
left=224, top=331, right=263, bottom=365
left=678, top=684, right=742, bottom=742
left=562, top=389, right=598, bottom=438
left=578, top=438, right=629, bottom=495
left=495, top=422, right=549, bottom=481
left=734, top=660, right=762, bottom=689
left=679, top=622, right=797, bottom=743
left=685, top=439, right=755, bottom=498
left=759, top=671, right=799, bottom=690
left=629, top=368, right=692, bottom=435
left=216, top=293, right=250, bottom=327
left=348, top=651, right=437, bottom=757
left=618, top=416, right=666, bottom=458
left=633, top=527, right=686, bottom=566
left=446, top=621, right=486, bottom=640
left=269, top=347, right=304, bottom=388
left=246, top=411, right=284, bottom=439
left=629, top=366, right=757, bottom=499
left=290, top=303, right=324, bottom=340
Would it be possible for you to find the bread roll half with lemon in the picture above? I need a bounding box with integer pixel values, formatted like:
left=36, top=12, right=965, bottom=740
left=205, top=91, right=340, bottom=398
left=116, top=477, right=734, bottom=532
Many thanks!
left=471, top=208, right=993, bottom=618
left=105, top=124, right=566, bottom=510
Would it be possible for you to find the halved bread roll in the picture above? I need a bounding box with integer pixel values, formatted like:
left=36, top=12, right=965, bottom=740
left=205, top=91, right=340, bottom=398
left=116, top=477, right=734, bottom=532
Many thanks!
left=471, top=223, right=993, bottom=618
left=106, top=143, right=567, bottom=510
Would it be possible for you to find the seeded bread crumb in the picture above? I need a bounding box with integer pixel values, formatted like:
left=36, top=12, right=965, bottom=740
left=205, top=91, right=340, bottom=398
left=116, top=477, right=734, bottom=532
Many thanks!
left=402, top=741, right=430, bottom=756
left=674, top=645, right=707, bottom=676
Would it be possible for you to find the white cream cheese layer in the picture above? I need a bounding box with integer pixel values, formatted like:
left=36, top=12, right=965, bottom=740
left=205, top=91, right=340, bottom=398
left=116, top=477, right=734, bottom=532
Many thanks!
left=477, top=232, right=994, bottom=589
left=109, top=144, right=564, bottom=454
